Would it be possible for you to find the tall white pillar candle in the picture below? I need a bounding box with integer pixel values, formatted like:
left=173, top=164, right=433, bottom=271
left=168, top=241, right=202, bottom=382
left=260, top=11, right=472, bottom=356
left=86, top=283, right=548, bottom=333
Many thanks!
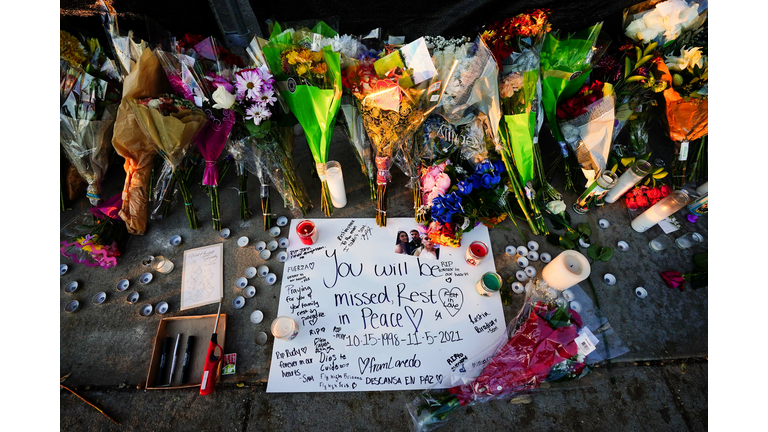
left=541, top=250, right=591, bottom=290
left=631, top=190, right=690, bottom=232
left=325, top=161, right=347, bottom=208
left=604, top=160, right=652, bottom=203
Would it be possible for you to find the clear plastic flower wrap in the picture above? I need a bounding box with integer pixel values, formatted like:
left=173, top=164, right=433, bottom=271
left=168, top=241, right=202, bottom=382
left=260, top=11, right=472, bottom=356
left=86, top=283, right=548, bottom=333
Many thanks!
left=60, top=104, right=117, bottom=206
left=239, top=129, right=312, bottom=220
left=407, top=282, right=628, bottom=432
left=340, top=93, right=376, bottom=201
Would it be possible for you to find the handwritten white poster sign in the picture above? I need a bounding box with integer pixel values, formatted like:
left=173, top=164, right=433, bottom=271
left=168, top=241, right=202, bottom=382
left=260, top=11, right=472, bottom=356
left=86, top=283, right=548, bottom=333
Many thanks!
left=266, top=218, right=507, bottom=392
left=180, top=243, right=223, bottom=310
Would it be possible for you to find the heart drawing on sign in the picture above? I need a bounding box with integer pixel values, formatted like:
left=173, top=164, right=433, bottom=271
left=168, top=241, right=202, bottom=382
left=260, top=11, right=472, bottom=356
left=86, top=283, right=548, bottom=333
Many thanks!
left=445, top=277, right=452, bottom=283
left=404, top=306, right=424, bottom=333
left=438, top=287, right=464, bottom=317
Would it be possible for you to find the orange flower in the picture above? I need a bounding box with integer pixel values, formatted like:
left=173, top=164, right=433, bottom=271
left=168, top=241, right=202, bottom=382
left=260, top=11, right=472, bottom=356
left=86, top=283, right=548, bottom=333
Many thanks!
left=311, top=63, right=328, bottom=75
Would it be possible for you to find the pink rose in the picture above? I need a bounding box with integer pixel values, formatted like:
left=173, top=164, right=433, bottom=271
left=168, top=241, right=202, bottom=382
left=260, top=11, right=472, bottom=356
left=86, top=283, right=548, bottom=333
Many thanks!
left=426, top=189, right=443, bottom=205
left=434, top=173, right=451, bottom=193
left=427, top=166, right=443, bottom=178
left=422, top=175, right=436, bottom=192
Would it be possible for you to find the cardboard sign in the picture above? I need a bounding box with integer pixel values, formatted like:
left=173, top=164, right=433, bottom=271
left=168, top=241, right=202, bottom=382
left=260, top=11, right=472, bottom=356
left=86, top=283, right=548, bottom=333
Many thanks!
left=266, top=218, right=507, bottom=392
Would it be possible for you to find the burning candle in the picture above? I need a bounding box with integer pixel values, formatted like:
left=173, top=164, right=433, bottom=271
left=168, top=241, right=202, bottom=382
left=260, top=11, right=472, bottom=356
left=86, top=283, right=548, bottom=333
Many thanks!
left=603, top=160, right=652, bottom=204
left=296, top=220, right=318, bottom=245
left=271, top=316, right=299, bottom=341
left=631, top=190, right=690, bottom=232
left=465, top=241, right=489, bottom=266
left=325, top=161, right=347, bottom=208
left=541, top=250, right=591, bottom=290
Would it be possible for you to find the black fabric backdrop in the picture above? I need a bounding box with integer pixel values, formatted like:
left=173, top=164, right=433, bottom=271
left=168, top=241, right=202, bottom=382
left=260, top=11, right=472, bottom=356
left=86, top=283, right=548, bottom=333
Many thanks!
left=61, top=0, right=643, bottom=46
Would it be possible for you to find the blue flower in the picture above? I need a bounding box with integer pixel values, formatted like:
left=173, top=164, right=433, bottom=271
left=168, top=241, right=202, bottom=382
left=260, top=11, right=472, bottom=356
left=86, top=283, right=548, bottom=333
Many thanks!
left=475, top=160, right=493, bottom=174
left=492, top=159, right=506, bottom=175
left=457, top=180, right=473, bottom=196
left=481, top=171, right=502, bottom=189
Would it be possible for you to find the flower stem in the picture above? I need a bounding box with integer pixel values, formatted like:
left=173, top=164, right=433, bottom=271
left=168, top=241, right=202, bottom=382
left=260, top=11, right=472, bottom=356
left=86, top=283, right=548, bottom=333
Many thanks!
left=239, top=173, right=251, bottom=220
left=499, top=149, right=539, bottom=236
left=376, top=184, right=387, bottom=227
left=209, top=185, right=221, bottom=231
left=176, top=170, right=199, bottom=229
left=321, top=180, right=333, bottom=217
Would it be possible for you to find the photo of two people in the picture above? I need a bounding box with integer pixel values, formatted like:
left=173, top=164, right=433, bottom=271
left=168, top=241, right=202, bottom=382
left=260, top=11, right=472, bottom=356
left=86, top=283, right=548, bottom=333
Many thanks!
left=394, top=229, right=440, bottom=260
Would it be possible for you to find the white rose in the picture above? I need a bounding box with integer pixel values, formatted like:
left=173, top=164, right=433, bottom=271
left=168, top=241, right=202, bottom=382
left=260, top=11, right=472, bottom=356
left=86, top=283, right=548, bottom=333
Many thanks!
left=211, top=86, right=235, bottom=110
left=546, top=200, right=567, bottom=214
left=148, top=99, right=161, bottom=109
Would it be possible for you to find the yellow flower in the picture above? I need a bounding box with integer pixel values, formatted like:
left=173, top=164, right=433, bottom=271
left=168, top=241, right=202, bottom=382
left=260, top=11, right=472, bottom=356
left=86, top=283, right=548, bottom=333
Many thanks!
left=311, top=51, right=324, bottom=63
left=311, top=63, right=327, bottom=75
left=286, top=50, right=301, bottom=65
left=296, top=63, right=309, bottom=76
left=60, top=30, right=87, bottom=66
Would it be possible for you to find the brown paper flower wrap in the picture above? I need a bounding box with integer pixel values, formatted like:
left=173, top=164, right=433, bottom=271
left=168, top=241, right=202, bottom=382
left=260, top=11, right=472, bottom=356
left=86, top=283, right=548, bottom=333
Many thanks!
left=111, top=50, right=169, bottom=234
left=128, top=99, right=207, bottom=229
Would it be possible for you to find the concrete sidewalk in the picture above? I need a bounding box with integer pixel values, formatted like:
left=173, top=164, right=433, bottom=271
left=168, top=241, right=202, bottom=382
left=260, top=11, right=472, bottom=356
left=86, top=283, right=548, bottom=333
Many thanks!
left=60, top=125, right=707, bottom=430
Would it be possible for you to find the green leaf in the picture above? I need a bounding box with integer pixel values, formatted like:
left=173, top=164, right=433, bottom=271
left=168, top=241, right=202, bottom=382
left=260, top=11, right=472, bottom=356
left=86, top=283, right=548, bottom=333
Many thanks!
left=559, top=237, right=576, bottom=250
left=577, top=223, right=592, bottom=237
left=624, top=57, right=631, bottom=79
left=587, top=245, right=614, bottom=261
left=611, top=163, right=618, bottom=173
left=690, top=273, right=707, bottom=289
left=587, top=244, right=600, bottom=260
left=564, top=230, right=580, bottom=241
left=643, top=41, right=658, bottom=56
left=693, top=253, right=708, bottom=270
left=634, top=54, right=654, bottom=70
left=547, top=233, right=562, bottom=247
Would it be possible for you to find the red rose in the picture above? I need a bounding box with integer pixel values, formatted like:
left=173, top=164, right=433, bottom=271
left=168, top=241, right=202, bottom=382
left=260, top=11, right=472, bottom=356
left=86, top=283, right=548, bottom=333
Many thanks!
left=646, top=188, right=661, bottom=200
left=626, top=196, right=638, bottom=210
left=625, top=190, right=634, bottom=198
left=660, top=185, right=672, bottom=197
left=635, top=194, right=649, bottom=207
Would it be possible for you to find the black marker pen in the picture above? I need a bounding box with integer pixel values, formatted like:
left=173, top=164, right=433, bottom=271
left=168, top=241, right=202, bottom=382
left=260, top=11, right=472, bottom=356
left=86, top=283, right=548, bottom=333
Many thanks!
left=180, top=335, right=195, bottom=384
left=156, top=336, right=171, bottom=387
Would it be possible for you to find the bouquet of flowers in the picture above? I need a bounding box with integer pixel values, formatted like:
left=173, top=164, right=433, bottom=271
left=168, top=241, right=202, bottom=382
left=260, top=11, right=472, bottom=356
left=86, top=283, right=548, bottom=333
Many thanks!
left=540, top=22, right=608, bottom=191
left=60, top=31, right=121, bottom=207
left=656, top=46, right=708, bottom=188
left=262, top=21, right=343, bottom=217
left=482, top=10, right=553, bottom=236
left=407, top=116, right=461, bottom=224
left=128, top=94, right=207, bottom=229
left=407, top=282, right=628, bottom=431
left=345, top=37, right=439, bottom=226
left=422, top=158, right=514, bottom=247
left=338, top=35, right=381, bottom=201
left=155, top=37, right=240, bottom=230
left=590, top=41, right=668, bottom=154
left=233, top=38, right=313, bottom=225
left=556, top=79, right=617, bottom=185
left=100, top=7, right=165, bottom=235
left=623, top=0, right=707, bottom=54
left=60, top=194, right=129, bottom=269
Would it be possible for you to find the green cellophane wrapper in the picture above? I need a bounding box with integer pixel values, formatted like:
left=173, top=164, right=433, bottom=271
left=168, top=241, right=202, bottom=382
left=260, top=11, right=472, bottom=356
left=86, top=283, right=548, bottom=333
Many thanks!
left=60, top=104, right=117, bottom=206
left=500, top=69, right=539, bottom=186
left=262, top=23, right=343, bottom=216
left=540, top=23, right=603, bottom=143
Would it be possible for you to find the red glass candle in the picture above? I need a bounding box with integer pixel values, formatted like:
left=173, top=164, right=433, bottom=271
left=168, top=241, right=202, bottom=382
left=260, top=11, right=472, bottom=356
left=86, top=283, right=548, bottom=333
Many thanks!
left=465, top=241, right=489, bottom=266
left=296, top=220, right=318, bottom=245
